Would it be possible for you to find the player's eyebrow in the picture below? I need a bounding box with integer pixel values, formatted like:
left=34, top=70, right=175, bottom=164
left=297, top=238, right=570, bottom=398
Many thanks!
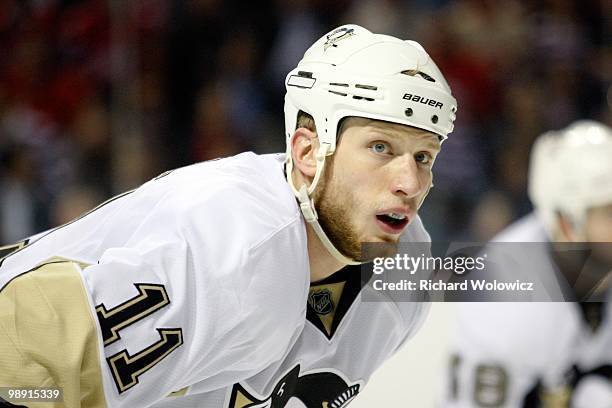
left=412, top=130, right=442, bottom=149
left=374, top=129, right=441, bottom=150
left=420, top=138, right=441, bottom=150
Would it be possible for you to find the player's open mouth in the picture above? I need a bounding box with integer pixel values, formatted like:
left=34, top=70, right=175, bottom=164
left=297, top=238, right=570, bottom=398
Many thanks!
left=376, top=213, right=409, bottom=234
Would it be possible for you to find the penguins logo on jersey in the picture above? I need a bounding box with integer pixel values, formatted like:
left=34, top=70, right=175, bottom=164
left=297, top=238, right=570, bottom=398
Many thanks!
left=309, top=289, right=334, bottom=315
left=227, top=364, right=361, bottom=408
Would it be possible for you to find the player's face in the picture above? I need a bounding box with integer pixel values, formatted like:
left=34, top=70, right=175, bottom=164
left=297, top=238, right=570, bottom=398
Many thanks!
left=585, top=203, right=612, bottom=242
left=313, top=118, right=440, bottom=261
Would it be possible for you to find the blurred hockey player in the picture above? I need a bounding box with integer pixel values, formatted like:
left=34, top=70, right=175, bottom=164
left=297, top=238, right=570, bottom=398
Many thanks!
left=0, top=25, right=456, bottom=407
left=444, top=120, right=612, bottom=408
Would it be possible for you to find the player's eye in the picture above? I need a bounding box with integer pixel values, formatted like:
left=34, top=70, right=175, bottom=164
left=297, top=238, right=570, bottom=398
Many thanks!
left=415, top=152, right=432, bottom=165
left=370, top=142, right=391, bottom=154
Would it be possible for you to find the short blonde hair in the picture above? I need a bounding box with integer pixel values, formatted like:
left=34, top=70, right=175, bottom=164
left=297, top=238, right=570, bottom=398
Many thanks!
left=296, top=110, right=316, bottom=132
left=296, top=110, right=351, bottom=141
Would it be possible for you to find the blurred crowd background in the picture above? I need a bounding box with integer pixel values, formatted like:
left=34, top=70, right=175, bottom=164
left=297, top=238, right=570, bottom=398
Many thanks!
left=0, top=0, right=610, bottom=244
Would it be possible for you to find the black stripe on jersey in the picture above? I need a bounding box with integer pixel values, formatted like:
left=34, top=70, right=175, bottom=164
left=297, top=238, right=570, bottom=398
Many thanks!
left=0, top=260, right=68, bottom=294
left=306, top=264, right=368, bottom=340
left=153, top=169, right=176, bottom=180
left=0, top=239, right=29, bottom=263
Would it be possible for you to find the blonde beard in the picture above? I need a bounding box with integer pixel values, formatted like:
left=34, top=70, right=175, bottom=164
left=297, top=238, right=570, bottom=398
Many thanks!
left=312, top=157, right=399, bottom=262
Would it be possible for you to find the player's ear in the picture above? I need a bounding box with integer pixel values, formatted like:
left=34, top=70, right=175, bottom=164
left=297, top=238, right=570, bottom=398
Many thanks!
left=291, top=128, right=319, bottom=178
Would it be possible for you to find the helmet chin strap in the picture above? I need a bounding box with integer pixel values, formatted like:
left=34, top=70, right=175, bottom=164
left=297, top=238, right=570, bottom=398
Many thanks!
left=558, top=211, right=587, bottom=242
left=287, top=143, right=363, bottom=266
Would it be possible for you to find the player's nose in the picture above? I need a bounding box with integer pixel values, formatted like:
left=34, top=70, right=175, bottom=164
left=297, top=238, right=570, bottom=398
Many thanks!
left=390, top=155, right=424, bottom=199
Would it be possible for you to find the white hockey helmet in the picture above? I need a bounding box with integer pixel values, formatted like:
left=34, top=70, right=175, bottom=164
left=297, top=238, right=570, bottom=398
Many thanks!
left=284, top=24, right=457, bottom=152
left=528, top=120, right=612, bottom=239
left=284, top=25, right=457, bottom=264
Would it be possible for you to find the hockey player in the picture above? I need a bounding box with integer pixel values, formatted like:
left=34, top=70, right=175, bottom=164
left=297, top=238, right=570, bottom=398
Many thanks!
left=444, top=121, right=612, bottom=408
left=0, top=25, right=456, bottom=407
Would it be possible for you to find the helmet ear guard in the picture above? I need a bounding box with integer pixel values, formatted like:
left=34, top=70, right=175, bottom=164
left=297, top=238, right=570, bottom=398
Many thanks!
left=528, top=120, right=612, bottom=241
left=284, top=24, right=457, bottom=265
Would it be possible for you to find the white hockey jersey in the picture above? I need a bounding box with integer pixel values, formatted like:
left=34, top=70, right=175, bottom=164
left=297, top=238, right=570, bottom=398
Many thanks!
left=0, top=152, right=430, bottom=408
left=444, top=213, right=612, bottom=408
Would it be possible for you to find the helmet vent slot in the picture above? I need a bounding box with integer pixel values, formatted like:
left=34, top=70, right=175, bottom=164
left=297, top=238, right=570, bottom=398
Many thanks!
left=353, top=95, right=374, bottom=102
left=329, top=90, right=348, bottom=96
left=417, top=72, right=435, bottom=82
left=329, top=82, right=349, bottom=87
left=401, top=70, right=436, bottom=83
left=355, top=84, right=377, bottom=90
